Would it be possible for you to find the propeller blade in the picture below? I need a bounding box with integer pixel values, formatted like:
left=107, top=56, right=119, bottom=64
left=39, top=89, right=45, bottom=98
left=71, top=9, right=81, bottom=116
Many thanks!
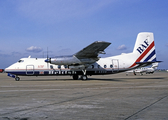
left=45, top=47, right=50, bottom=69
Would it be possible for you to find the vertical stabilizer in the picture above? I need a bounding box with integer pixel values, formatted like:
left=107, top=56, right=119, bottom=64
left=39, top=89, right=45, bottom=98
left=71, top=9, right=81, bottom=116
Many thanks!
left=133, top=32, right=155, bottom=54
left=130, top=32, right=157, bottom=68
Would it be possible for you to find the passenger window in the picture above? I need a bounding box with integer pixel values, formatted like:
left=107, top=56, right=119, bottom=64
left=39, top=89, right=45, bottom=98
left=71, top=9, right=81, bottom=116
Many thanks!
left=104, top=65, right=107, bottom=68
left=58, top=65, right=61, bottom=69
left=98, top=65, right=100, bottom=68
left=91, top=65, right=94, bottom=69
left=50, top=65, right=53, bottom=69
left=64, top=65, right=68, bottom=69
left=110, top=64, right=113, bottom=68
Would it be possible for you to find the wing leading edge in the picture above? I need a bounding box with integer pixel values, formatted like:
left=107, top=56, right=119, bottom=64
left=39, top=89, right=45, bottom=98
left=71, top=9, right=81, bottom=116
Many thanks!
left=74, top=41, right=111, bottom=59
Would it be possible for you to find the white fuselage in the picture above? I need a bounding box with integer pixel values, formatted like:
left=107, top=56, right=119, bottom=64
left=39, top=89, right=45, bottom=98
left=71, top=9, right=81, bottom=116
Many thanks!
left=5, top=52, right=137, bottom=77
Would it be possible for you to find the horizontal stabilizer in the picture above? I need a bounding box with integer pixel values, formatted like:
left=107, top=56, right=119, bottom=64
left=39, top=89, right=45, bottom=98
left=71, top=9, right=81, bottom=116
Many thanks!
left=136, top=61, right=162, bottom=67
left=136, top=61, right=162, bottom=64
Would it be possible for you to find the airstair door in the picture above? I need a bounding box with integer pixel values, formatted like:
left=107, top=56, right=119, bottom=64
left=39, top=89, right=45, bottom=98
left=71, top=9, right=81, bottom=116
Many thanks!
left=26, top=65, right=34, bottom=75
left=112, top=59, right=119, bottom=72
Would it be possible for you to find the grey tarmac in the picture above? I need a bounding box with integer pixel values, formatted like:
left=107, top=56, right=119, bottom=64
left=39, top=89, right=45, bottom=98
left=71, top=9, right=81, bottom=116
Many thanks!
left=0, top=72, right=168, bottom=120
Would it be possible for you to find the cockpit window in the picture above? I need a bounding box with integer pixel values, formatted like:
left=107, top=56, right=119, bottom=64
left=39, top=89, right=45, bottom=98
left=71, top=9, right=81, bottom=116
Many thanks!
left=18, top=60, right=24, bottom=63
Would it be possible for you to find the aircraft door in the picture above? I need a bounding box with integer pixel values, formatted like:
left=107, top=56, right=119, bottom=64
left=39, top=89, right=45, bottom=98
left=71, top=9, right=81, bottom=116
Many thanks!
left=26, top=65, right=34, bottom=75
left=112, top=59, right=119, bottom=72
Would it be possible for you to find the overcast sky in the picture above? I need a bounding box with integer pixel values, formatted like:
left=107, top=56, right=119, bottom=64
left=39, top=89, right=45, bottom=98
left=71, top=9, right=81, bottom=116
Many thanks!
left=0, top=0, right=168, bottom=69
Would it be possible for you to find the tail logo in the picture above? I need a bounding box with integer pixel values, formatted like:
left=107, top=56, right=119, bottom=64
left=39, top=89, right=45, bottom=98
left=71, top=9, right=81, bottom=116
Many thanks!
left=137, top=39, right=149, bottom=54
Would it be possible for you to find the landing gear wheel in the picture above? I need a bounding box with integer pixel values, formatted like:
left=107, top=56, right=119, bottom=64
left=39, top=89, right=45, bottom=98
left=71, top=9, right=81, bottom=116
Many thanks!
left=81, top=75, right=87, bottom=80
left=73, top=75, right=79, bottom=80
left=15, top=77, right=20, bottom=81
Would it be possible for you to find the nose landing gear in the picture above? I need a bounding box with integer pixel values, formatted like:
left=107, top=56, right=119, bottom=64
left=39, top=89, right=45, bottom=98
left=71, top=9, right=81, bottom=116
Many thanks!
left=15, top=76, right=20, bottom=81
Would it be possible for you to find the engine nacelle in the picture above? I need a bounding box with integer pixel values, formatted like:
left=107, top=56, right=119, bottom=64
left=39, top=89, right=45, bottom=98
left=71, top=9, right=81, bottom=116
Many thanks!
left=45, top=55, right=81, bottom=65
left=45, top=55, right=97, bottom=65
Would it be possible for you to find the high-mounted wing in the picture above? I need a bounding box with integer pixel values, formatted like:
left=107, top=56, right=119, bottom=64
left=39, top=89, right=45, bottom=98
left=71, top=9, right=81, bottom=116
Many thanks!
left=74, top=41, right=111, bottom=59
left=45, top=41, right=111, bottom=66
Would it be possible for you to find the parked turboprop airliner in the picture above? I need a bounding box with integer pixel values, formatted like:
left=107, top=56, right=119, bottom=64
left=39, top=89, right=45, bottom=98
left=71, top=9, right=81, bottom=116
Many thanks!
left=5, top=32, right=160, bottom=81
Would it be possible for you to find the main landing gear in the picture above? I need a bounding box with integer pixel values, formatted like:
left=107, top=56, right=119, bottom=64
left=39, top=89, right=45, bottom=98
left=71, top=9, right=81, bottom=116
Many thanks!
left=73, top=75, right=79, bottom=80
left=72, top=74, right=88, bottom=80
left=72, top=69, right=88, bottom=80
left=81, top=69, right=87, bottom=80
left=81, top=75, right=88, bottom=80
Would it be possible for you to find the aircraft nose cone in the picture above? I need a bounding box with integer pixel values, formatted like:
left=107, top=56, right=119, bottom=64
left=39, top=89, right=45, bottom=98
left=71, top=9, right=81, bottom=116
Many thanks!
left=4, top=67, right=9, bottom=73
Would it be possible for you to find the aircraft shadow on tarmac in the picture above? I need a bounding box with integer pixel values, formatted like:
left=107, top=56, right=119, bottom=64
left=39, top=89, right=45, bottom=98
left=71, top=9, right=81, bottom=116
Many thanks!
left=21, top=76, right=166, bottom=82
left=130, top=77, right=166, bottom=80
left=89, top=77, right=165, bottom=81
left=22, top=77, right=123, bottom=82
left=85, top=78, right=123, bottom=82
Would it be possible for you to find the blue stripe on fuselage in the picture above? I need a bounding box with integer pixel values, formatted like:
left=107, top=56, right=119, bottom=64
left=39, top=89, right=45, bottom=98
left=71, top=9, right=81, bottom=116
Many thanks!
left=6, top=71, right=49, bottom=76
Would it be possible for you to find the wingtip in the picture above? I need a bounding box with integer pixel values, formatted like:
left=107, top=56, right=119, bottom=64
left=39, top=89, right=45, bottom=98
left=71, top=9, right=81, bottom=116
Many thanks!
left=94, top=41, right=111, bottom=44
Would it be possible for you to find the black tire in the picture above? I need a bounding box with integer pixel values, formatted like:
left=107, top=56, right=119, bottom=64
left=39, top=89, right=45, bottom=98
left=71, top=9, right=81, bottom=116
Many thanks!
left=15, top=77, right=20, bottom=81
left=73, top=75, right=78, bottom=80
left=81, top=75, right=88, bottom=80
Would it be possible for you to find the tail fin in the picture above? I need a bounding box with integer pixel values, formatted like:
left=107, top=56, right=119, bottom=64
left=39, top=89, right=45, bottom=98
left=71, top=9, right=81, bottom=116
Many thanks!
left=130, top=32, right=157, bottom=68
left=133, top=32, right=156, bottom=62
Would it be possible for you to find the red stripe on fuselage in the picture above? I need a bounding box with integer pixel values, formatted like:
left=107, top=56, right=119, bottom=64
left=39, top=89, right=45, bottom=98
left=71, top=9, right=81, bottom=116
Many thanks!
left=129, top=41, right=155, bottom=68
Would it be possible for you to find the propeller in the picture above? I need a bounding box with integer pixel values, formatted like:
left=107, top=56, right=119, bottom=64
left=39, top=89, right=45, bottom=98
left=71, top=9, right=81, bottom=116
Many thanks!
left=45, top=47, right=51, bottom=69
